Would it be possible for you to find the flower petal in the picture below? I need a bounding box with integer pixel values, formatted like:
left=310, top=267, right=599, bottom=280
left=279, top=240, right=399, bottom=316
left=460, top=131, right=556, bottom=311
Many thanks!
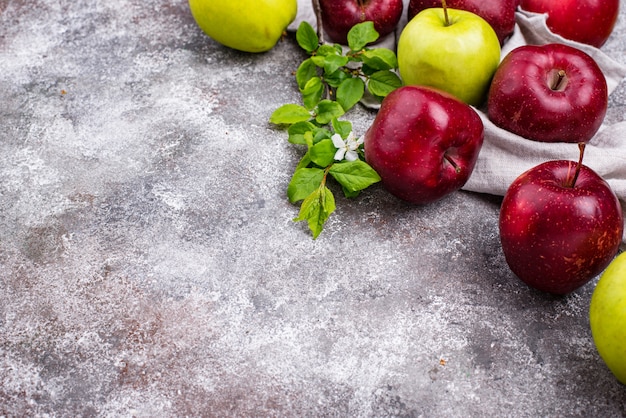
left=334, top=148, right=347, bottom=161
left=345, top=150, right=358, bottom=162
left=331, top=133, right=345, bottom=149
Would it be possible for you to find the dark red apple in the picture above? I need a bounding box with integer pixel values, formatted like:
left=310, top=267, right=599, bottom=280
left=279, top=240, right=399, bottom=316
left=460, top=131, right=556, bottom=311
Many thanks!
left=407, top=0, right=518, bottom=45
left=499, top=148, right=624, bottom=295
left=318, top=0, right=404, bottom=45
left=363, top=85, right=484, bottom=204
left=520, top=0, right=620, bottom=48
left=487, top=43, right=608, bottom=143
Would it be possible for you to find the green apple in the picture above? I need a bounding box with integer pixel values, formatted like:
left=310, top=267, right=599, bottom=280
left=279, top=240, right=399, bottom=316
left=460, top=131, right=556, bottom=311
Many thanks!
left=397, top=7, right=501, bottom=106
left=189, top=0, right=297, bottom=53
left=590, top=251, right=626, bottom=385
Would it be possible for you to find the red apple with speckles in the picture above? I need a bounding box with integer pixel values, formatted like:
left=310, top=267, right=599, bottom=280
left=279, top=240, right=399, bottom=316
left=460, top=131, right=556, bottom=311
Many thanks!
left=487, top=43, right=608, bottom=143
left=364, top=85, right=484, bottom=204
left=318, top=0, right=404, bottom=45
left=408, top=0, right=518, bottom=45
left=520, top=0, right=619, bottom=48
left=499, top=146, right=623, bottom=295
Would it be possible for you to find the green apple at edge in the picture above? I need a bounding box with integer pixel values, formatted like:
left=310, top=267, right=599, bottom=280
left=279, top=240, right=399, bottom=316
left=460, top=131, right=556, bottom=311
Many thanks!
left=189, top=0, right=297, bottom=53
left=397, top=7, right=501, bottom=106
left=590, top=251, right=626, bottom=385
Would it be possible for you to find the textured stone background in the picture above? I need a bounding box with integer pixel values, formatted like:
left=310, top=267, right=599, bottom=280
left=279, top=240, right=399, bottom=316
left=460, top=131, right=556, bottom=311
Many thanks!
left=1, top=0, right=625, bottom=416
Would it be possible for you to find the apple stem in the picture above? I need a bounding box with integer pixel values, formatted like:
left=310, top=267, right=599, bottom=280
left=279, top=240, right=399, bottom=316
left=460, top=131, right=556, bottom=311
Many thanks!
left=445, top=154, right=461, bottom=174
left=568, top=142, right=586, bottom=188
left=552, top=70, right=567, bottom=91
left=441, top=0, right=450, bottom=26
left=312, top=0, right=325, bottom=44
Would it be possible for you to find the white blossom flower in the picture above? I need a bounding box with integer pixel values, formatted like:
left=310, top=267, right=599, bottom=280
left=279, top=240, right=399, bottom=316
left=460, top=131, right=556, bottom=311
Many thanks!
left=331, top=132, right=364, bottom=162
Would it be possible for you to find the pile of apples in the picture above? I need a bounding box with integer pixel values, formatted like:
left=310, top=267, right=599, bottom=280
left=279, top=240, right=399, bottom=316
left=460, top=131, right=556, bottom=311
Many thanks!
left=188, top=0, right=624, bottom=385
left=322, top=0, right=625, bottom=386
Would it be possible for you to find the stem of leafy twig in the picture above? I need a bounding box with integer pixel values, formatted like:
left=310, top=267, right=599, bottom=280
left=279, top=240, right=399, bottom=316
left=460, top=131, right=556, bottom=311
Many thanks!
left=312, top=0, right=325, bottom=44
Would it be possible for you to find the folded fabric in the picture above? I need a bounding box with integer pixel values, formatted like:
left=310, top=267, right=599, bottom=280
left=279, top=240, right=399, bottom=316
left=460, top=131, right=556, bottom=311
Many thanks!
left=289, top=1, right=626, bottom=241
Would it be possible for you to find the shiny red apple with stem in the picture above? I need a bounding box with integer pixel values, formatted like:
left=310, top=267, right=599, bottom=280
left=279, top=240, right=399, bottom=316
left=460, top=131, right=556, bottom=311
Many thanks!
left=499, top=143, right=624, bottom=295
left=364, top=85, right=484, bottom=204
left=487, top=43, right=608, bottom=143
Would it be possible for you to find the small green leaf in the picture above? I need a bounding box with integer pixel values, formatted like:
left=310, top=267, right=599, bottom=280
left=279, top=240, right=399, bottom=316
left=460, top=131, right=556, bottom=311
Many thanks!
left=317, top=44, right=341, bottom=57
left=304, top=130, right=314, bottom=148
left=361, top=48, right=398, bottom=71
left=367, top=70, right=403, bottom=98
left=312, top=126, right=332, bottom=144
left=296, top=21, right=319, bottom=53
left=270, top=104, right=312, bottom=125
left=315, top=100, right=345, bottom=125
left=288, top=121, right=316, bottom=145
left=322, top=54, right=349, bottom=75
left=301, top=76, right=324, bottom=110
left=336, top=77, right=365, bottom=112
left=294, top=186, right=336, bottom=239
left=311, top=55, right=327, bottom=68
left=347, top=21, right=379, bottom=51
left=323, top=69, right=349, bottom=88
left=296, top=58, right=318, bottom=90
left=331, top=118, right=352, bottom=139
left=309, top=138, right=337, bottom=167
left=329, top=160, right=381, bottom=193
left=287, top=167, right=325, bottom=203
left=341, top=186, right=361, bottom=198
left=296, top=151, right=312, bottom=171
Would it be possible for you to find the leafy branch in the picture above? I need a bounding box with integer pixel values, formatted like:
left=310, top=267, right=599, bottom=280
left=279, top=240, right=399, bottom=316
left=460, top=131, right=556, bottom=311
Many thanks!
left=269, top=21, right=402, bottom=238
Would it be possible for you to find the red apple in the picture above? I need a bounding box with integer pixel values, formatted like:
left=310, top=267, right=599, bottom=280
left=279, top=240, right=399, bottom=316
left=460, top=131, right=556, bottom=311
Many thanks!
left=520, top=0, right=620, bottom=48
left=318, top=0, right=404, bottom=45
left=407, top=0, right=518, bottom=45
left=499, top=147, right=624, bottom=295
left=363, top=85, right=484, bottom=204
left=487, top=43, right=608, bottom=143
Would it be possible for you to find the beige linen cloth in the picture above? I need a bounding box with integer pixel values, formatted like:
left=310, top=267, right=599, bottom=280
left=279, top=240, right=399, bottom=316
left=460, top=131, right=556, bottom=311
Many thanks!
left=290, top=1, right=626, bottom=240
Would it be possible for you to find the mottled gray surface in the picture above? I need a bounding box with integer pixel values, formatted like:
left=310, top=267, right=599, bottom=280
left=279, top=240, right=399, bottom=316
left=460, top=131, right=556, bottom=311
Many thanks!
left=1, top=0, right=626, bottom=416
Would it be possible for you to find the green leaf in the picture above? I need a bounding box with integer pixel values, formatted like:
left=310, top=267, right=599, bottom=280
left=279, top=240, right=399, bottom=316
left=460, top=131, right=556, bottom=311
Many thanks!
left=296, top=58, right=318, bottom=90
left=347, top=21, right=379, bottom=51
left=361, top=48, right=398, bottom=71
left=288, top=121, right=316, bottom=145
left=329, top=160, right=381, bottom=193
left=287, top=167, right=325, bottom=203
left=336, top=77, right=365, bottom=112
left=303, top=130, right=314, bottom=147
left=317, top=44, right=341, bottom=57
left=315, top=100, right=345, bottom=125
left=312, top=126, right=332, bottom=144
left=301, top=76, right=324, bottom=110
left=367, top=70, right=403, bottom=98
left=331, top=118, right=352, bottom=139
left=270, top=104, right=311, bottom=125
left=322, top=54, right=349, bottom=75
left=294, top=186, right=336, bottom=239
left=341, top=186, right=361, bottom=198
left=309, top=138, right=337, bottom=167
left=296, top=151, right=312, bottom=171
left=323, top=69, right=349, bottom=88
left=311, top=55, right=327, bottom=68
left=296, top=21, right=319, bottom=53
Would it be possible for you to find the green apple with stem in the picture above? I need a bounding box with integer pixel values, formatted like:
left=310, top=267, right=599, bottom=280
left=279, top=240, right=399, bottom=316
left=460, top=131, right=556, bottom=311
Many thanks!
left=590, top=251, right=626, bottom=385
left=397, top=0, right=501, bottom=106
left=189, top=0, right=297, bottom=53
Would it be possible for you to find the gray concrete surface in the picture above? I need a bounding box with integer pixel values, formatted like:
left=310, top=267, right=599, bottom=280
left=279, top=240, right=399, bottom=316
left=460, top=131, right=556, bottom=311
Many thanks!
left=1, top=0, right=625, bottom=416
